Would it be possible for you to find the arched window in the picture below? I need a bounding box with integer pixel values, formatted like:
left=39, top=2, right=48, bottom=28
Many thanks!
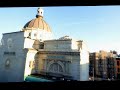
left=29, top=61, right=35, bottom=69
left=49, top=63, right=63, bottom=73
left=5, top=59, right=10, bottom=68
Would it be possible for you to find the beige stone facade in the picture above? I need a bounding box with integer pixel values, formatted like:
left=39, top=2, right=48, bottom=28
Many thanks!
left=0, top=7, right=89, bottom=82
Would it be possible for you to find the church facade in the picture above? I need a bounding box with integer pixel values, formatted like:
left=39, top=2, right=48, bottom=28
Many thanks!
left=0, top=7, right=89, bottom=82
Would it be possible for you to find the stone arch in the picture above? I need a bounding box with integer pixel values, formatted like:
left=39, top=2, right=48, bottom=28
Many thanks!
left=47, top=60, right=65, bottom=73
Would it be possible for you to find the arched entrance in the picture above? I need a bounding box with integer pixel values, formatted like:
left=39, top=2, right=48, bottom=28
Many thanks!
left=49, top=63, right=63, bottom=73
left=47, top=60, right=65, bottom=75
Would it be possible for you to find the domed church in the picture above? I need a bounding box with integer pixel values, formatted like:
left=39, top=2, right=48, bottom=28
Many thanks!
left=0, top=7, right=89, bottom=82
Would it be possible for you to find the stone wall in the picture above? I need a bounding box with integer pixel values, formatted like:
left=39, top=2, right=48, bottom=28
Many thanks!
left=0, top=32, right=27, bottom=82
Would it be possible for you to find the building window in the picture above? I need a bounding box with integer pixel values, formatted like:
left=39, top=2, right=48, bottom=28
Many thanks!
left=33, top=61, right=35, bottom=68
left=29, top=61, right=33, bottom=68
left=39, top=43, right=44, bottom=49
left=34, top=33, right=37, bottom=37
left=49, top=63, right=63, bottom=73
left=28, top=33, right=31, bottom=38
left=29, top=61, right=35, bottom=69
left=5, top=59, right=10, bottom=68
left=117, top=68, right=120, bottom=72
left=29, top=61, right=31, bottom=68
left=117, top=61, right=119, bottom=66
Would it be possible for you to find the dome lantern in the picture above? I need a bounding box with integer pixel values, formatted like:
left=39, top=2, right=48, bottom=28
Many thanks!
left=36, top=7, right=44, bottom=18
left=23, top=7, right=52, bottom=32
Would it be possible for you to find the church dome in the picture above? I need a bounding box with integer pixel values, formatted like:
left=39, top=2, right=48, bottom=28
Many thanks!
left=23, top=7, right=51, bottom=32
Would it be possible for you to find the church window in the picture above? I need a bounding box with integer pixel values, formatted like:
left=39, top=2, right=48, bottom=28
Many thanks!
left=39, top=43, right=44, bottom=49
left=5, top=59, right=10, bottom=68
left=59, top=65, right=63, bottom=72
left=29, top=61, right=32, bottom=68
left=29, top=33, right=31, bottom=38
left=32, top=61, right=35, bottom=68
left=29, top=61, right=35, bottom=69
left=7, top=38, right=13, bottom=49
left=40, top=39, right=42, bottom=41
left=49, top=63, right=63, bottom=73
left=34, top=33, right=37, bottom=37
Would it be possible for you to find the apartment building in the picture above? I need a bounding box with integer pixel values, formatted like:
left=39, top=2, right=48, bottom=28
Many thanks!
left=89, top=50, right=117, bottom=80
left=115, top=57, right=120, bottom=79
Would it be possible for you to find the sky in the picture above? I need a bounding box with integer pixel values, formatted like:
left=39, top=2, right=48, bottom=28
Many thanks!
left=0, top=6, right=120, bottom=53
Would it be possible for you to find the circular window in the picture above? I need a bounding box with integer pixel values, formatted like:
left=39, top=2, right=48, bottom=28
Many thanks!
left=5, top=59, right=10, bottom=68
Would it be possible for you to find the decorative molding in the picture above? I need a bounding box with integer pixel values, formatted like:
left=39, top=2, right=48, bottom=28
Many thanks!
left=38, top=51, right=80, bottom=56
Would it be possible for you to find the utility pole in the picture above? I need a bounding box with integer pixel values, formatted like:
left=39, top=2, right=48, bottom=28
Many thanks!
left=93, top=67, right=94, bottom=81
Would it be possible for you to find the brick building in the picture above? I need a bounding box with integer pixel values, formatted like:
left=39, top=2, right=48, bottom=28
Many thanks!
left=89, top=50, right=117, bottom=80
left=115, top=57, right=120, bottom=79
